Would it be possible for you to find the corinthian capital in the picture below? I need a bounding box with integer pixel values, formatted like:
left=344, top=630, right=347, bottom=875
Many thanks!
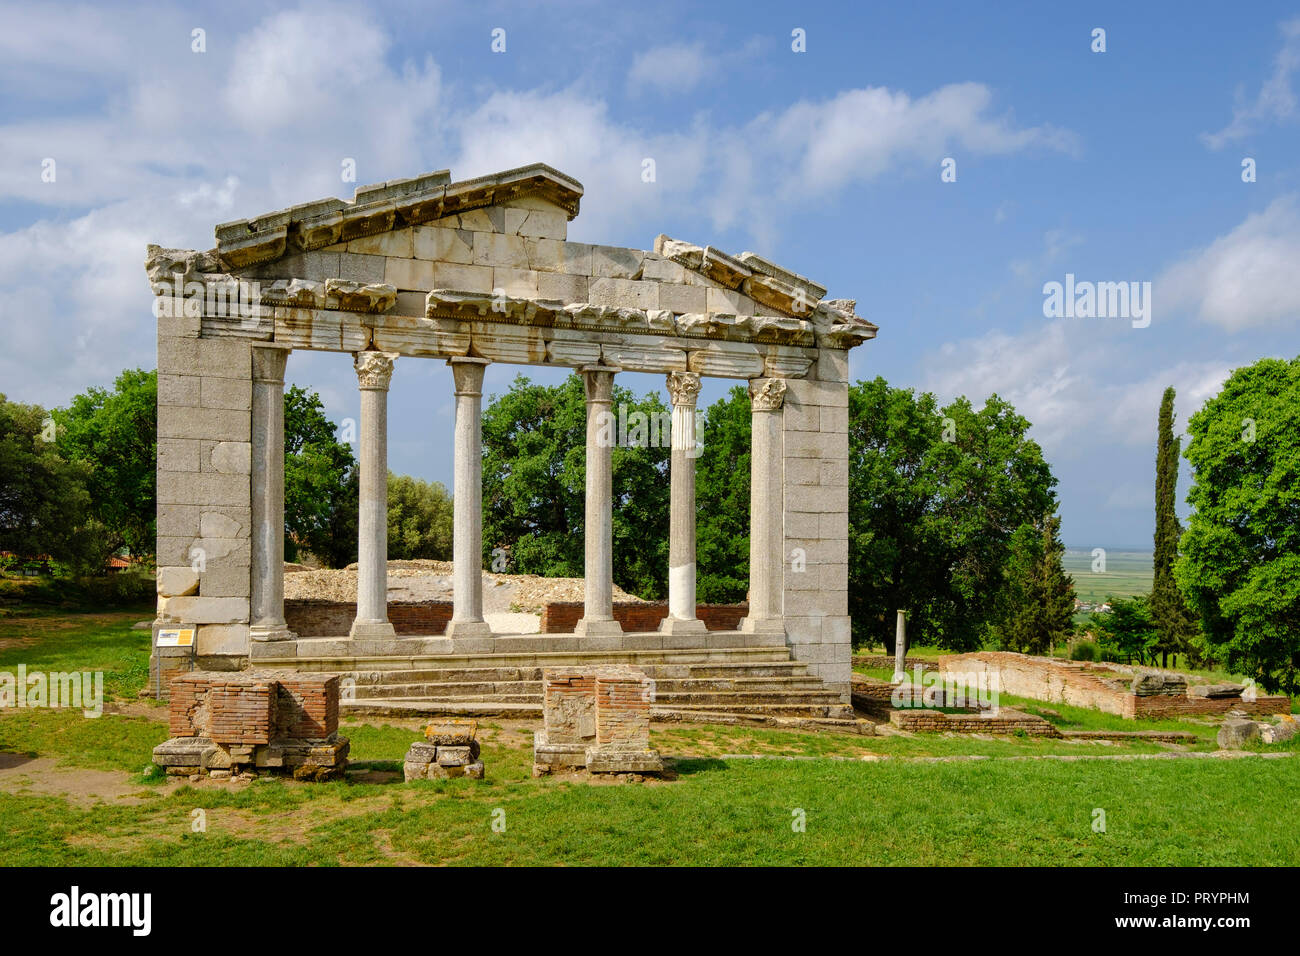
left=665, top=370, right=702, bottom=407
left=354, top=350, right=397, bottom=390
left=748, top=377, right=787, bottom=411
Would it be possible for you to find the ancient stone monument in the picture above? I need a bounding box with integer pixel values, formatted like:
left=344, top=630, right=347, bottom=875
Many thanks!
left=146, top=163, right=876, bottom=704
left=533, top=666, right=663, bottom=775
left=152, top=670, right=348, bottom=779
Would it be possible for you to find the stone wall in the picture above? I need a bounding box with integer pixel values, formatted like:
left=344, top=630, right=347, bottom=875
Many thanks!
left=889, top=709, right=1061, bottom=736
left=942, top=652, right=1291, bottom=719
left=539, top=601, right=747, bottom=634
left=154, top=323, right=255, bottom=668
left=780, top=355, right=851, bottom=700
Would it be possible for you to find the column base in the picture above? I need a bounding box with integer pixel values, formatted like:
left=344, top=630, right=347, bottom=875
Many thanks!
left=349, top=620, right=397, bottom=639
left=249, top=625, right=295, bottom=643
left=659, top=617, right=708, bottom=635
left=574, top=617, right=623, bottom=637
left=740, top=617, right=786, bottom=636
left=445, top=619, right=493, bottom=639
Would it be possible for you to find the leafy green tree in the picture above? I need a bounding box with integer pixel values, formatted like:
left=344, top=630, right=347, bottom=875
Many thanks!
left=1093, top=595, right=1158, bottom=664
left=388, top=473, right=453, bottom=560
left=848, top=378, right=1058, bottom=651
left=694, top=385, right=751, bottom=602
left=52, top=369, right=157, bottom=558
left=0, top=396, right=98, bottom=568
left=283, top=385, right=358, bottom=567
left=996, top=513, right=1075, bottom=654
left=1176, top=357, right=1300, bottom=694
left=481, top=374, right=669, bottom=598
left=1150, top=386, right=1199, bottom=667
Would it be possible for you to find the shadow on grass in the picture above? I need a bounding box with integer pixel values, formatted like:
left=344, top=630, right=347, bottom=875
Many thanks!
left=667, top=757, right=729, bottom=777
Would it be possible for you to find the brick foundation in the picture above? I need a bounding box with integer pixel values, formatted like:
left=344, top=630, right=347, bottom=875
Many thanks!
left=534, top=666, right=662, bottom=775
left=155, top=670, right=347, bottom=779
left=285, top=599, right=453, bottom=637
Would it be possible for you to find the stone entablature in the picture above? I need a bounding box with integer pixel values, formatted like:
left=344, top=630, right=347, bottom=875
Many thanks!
left=148, top=162, right=868, bottom=702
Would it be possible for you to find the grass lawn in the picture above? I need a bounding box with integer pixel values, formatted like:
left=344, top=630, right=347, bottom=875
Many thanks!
left=2, top=608, right=1297, bottom=866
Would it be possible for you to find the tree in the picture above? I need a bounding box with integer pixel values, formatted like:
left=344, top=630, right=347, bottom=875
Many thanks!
left=997, top=514, right=1075, bottom=654
left=0, top=396, right=98, bottom=569
left=388, top=473, right=453, bottom=560
left=1093, top=595, right=1158, bottom=665
left=1176, top=357, right=1300, bottom=694
left=1150, top=386, right=1199, bottom=667
left=848, top=378, right=1059, bottom=651
left=694, top=385, right=751, bottom=602
left=283, top=385, right=358, bottom=567
left=52, top=369, right=157, bottom=558
left=481, top=374, right=669, bottom=598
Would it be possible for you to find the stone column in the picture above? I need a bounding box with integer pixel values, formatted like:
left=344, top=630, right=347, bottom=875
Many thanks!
left=250, top=345, right=292, bottom=642
left=660, top=371, right=707, bottom=635
left=575, top=366, right=622, bottom=637
left=893, top=610, right=907, bottom=682
left=446, top=357, right=492, bottom=639
left=350, top=350, right=398, bottom=640
left=740, top=378, right=787, bottom=635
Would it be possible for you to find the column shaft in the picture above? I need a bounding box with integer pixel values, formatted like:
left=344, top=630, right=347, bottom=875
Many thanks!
left=575, top=366, right=622, bottom=636
left=250, top=345, right=291, bottom=642
left=661, top=371, right=707, bottom=635
left=350, top=351, right=397, bottom=640
left=447, top=358, right=492, bottom=639
left=741, top=378, right=787, bottom=634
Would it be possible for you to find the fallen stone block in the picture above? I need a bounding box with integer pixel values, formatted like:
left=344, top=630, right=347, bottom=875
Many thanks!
left=1217, top=718, right=1261, bottom=749
left=585, top=749, right=664, bottom=774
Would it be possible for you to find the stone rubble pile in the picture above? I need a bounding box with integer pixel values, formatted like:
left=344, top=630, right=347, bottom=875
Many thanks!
left=403, top=718, right=486, bottom=781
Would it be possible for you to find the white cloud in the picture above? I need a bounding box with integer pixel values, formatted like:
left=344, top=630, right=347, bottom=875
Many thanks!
left=626, top=43, right=712, bottom=95
left=1157, top=194, right=1300, bottom=331
left=1202, top=17, right=1300, bottom=148
left=921, top=321, right=1231, bottom=455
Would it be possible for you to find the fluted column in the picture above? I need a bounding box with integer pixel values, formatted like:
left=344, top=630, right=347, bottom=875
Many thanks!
left=250, top=345, right=292, bottom=642
left=740, top=378, right=787, bottom=635
left=575, top=365, right=622, bottom=636
left=447, top=357, right=492, bottom=639
left=350, top=350, right=398, bottom=640
left=661, top=371, right=707, bottom=635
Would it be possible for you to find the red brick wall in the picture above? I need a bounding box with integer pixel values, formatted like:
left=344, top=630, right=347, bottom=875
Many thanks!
left=169, top=671, right=339, bottom=744
left=890, top=709, right=1060, bottom=737
left=1126, top=694, right=1291, bottom=719
left=285, top=599, right=453, bottom=637
left=594, top=668, right=653, bottom=750
left=539, top=602, right=748, bottom=633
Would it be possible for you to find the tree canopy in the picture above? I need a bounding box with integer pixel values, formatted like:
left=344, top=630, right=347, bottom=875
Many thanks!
left=283, top=385, right=358, bottom=567
left=848, top=377, right=1061, bottom=651
left=1176, top=357, right=1300, bottom=694
left=52, top=368, right=157, bottom=558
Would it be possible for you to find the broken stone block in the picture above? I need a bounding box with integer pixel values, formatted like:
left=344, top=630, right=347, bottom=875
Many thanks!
left=585, top=749, right=664, bottom=774
left=1261, top=716, right=1298, bottom=744
left=1217, top=718, right=1261, bottom=749
left=436, top=746, right=474, bottom=767
left=424, top=719, right=477, bottom=746
left=464, top=761, right=485, bottom=779
left=405, top=741, right=438, bottom=765
left=1188, top=682, right=1245, bottom=699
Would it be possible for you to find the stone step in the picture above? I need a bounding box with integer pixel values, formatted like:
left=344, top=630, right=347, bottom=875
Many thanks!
left=256, top=645, right=794, bottom=674
left=661, top=702, right=857, bottom=720
left=341, top=699, right=863, bottom=728
left=357, top=684, right=839, bottom=707
left=347, top=673, right=826, bottom=696
left=343, top=660, right=812, bottom=685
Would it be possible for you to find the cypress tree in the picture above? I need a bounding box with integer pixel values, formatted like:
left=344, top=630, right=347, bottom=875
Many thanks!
left=1151, top=386, right=1196, bottom=667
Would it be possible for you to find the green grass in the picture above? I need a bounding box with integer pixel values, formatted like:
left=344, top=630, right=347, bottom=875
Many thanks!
left=2, top=605, right=1298, bottom=866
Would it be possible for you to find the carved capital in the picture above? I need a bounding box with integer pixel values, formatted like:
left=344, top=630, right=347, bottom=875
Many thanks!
left=665, top=370, right=702, bottom=408
left=450, top=357, right=489, bottom=397
left=252, top=345, right=290, bottom=386
left=748, top=377, right=787, bottom=412
left=354, top=350, right=397, bottom=390
left=580, top=365, right=618, bottom=405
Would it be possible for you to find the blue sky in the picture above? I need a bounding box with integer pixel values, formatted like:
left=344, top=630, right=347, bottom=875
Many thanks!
left=2, top=1, right=1298, bottom=549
